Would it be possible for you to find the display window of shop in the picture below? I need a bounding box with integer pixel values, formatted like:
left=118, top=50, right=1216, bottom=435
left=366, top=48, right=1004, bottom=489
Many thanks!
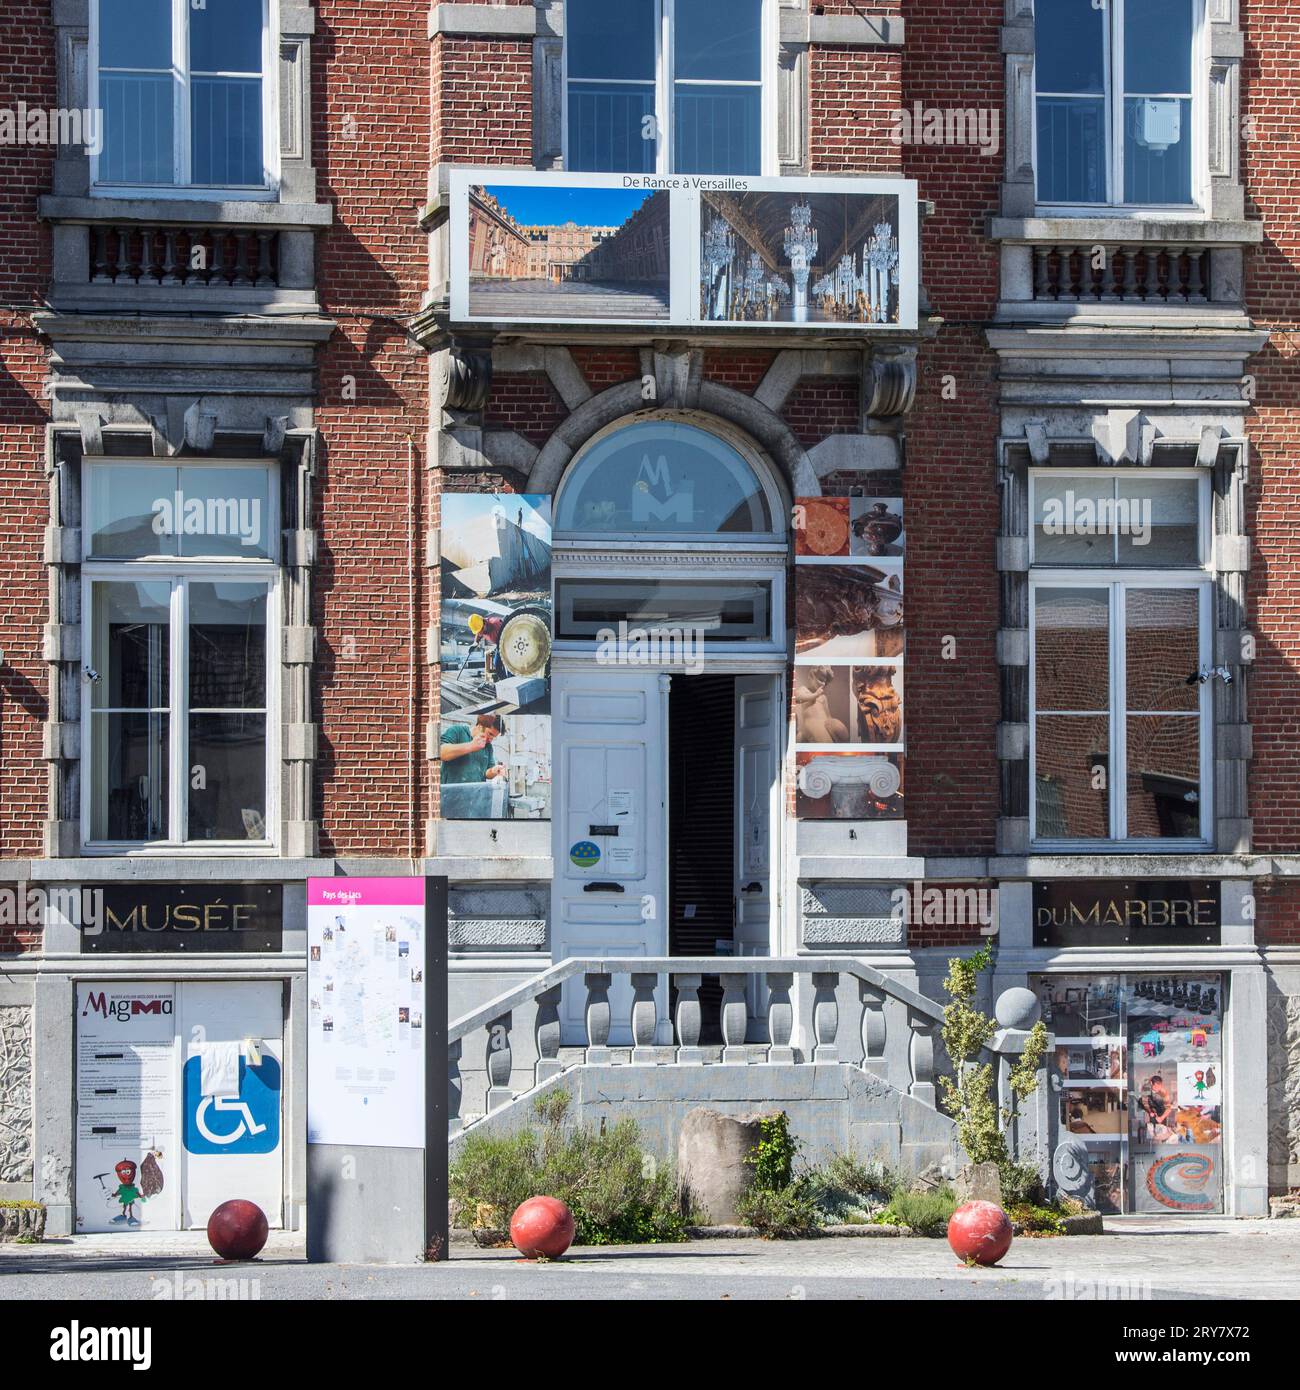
left=1028, top=470, right=1213, bottom=849
left=1037, top=973, right=1225, bottom=1214
left=90, top=0, right=276, bottom=196
left=564, top=0, right=774, bottom=176
left=1034, top=0, right=1202, bottom=210
left=80, top=460, right=280, bottom=851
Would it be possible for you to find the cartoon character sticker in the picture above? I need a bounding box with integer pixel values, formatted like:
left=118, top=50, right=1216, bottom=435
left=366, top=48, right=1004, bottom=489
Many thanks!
left=106, top=1151, right=164, bottom=1226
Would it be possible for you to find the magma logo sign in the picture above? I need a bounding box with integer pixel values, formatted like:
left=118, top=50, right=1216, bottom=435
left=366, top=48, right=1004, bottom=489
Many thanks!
left=81, top=991, right=173, bottom=1023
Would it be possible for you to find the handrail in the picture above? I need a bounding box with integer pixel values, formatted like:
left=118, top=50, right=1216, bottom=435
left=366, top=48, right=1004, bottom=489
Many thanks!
left=449, top=954, right=949, bottom=1045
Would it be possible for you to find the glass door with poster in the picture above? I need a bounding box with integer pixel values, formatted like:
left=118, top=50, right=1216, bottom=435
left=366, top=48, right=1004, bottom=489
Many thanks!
left=1036, top=973, right=1224, bottom=1215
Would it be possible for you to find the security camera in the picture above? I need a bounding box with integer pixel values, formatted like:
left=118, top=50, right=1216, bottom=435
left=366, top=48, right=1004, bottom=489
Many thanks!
left=83, top=668, right=101, bottom=683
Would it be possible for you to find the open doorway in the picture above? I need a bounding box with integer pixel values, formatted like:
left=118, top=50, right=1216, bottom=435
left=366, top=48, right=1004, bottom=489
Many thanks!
left=669, top=676, right=735, bottom=1042
left=667, top=672, right=779, bottom=1042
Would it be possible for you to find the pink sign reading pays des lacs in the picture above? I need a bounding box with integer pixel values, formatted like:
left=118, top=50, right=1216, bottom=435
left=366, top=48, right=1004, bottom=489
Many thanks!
left=307, top=877, right=425, bottom=909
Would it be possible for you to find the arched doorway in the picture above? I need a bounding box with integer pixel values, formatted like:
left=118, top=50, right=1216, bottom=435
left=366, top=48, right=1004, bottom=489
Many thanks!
left=550, top=416, right=791, bottom=1042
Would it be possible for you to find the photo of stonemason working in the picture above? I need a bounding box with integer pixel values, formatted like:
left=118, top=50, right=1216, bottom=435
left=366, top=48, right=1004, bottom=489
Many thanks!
left=438, top=713, right=551, bottom=820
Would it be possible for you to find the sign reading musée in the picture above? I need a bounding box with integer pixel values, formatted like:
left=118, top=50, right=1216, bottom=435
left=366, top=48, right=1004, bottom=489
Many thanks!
left=73, top=885, right=286, bottom=1232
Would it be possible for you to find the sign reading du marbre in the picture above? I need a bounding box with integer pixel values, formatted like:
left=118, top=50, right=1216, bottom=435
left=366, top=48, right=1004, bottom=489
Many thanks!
left=449, top=170, right=920, bottom=331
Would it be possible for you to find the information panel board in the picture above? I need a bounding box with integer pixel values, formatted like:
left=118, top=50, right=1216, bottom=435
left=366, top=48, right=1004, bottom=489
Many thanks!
left=306, top=878, right=428, bottom=1148
left=450, top=171, right=920, bottom=331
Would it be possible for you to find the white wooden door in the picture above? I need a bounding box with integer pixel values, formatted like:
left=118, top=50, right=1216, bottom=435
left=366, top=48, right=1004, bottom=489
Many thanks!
left=552, top=669, right=669, bottom=1043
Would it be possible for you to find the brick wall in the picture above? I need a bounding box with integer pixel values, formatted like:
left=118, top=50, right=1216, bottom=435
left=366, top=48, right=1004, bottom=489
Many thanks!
left=898, top=0, right=1005, bottom=855
left=313, top=2, right=429, bottom=856
left=1240, top=0, right=1300, bottom=864
left=0, top=2, right=57, bottom=946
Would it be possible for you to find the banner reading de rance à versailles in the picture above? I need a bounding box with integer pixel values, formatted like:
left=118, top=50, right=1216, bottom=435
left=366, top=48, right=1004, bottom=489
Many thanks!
left=449, top=170, right=920, bottom=332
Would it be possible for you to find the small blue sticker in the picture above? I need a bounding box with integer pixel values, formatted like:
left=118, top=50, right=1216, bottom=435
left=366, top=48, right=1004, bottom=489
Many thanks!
left=570, top=841, right=601, bottom=869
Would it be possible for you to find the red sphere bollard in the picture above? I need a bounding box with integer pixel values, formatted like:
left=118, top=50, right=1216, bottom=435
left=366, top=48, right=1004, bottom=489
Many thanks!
left=509, top=1196, right=576, bottom=1259
left=207, top=1199, right=270, bottom=1261
left=947, top=1200, right=1013, bottom=1267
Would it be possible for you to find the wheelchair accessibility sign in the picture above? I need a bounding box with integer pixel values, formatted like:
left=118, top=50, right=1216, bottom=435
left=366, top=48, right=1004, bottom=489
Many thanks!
left=182, top=1055, right=282, bottom=1155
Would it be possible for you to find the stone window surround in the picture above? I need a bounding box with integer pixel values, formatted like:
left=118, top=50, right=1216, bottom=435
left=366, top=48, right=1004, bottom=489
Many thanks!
left=1000, top=0, right=1245, bottom=223
left=429, top=0, right=906, bottom=176
left=994, top=430, right=1251, bottom=858
left=41, top=424, right=321, bottom=861
left=42, top=0, right=326, bottom=310
left=51, top=0, right=320, bottom=204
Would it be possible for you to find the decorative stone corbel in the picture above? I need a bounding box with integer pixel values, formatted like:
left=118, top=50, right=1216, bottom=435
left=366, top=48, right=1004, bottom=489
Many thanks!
left=650, top=344, right=703, bottom=410
left=1197, top=424, right=1225, bottom=468
left=1023, top=420, right=1050, bottom=466
left=863, top=348, right=918, bottom=420
left=437, top=348, right=493, bottom=414
left=74, top=409, right=104, bottom=456
left=263, top=415, right=290, bottom=457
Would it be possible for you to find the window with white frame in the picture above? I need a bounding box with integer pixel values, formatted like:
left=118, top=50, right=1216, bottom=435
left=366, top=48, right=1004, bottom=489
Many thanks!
left=565, top=0, right=770, bottom=175
left=1034, top=0, right=1200, bottom=208
left=81, top=461, right=279, bottom=849
left=92, top=0, right=273, bottom=193
left=1029, top=472, right=1213, bottom=847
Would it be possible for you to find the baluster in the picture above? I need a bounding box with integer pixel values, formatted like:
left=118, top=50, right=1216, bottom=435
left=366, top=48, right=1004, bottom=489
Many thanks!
left=631, top=972, right=668, bottom=1065
left=1033, top=246, right=1052, bottom=300
left=1187, top=248, right=1207, bottom=302
left=1141, top=246, right=1160, bottom=300
left=256, top=230, right=275, bottom=286
left=719, top=973, right=748, bottom=1063
left=908, top=1010, right=936, bottom=1106
left=448, top=1037, right=463, bottom=1131
left=1059, top=247, right=1078, bottom=301
left=674, top=973, right=704, bottom=1065
left=534, top=985, right=562, bottom=1086
left=766, top=972, right=795, bottom=1064
left=485, top=1011, right=513, bottom=1112
left=1097, top=245, right=1118, bottom=300
left=1168, top=245, right=1186, bottom=302
left=584, top=971, right=612, bottom=1064
left=1121, top=245, right=1139, bottom=301
left=208, top=229, right=226, bottom=285
left=160, top=229, right=180, bottom=286
left=233, top=231, right=253, bottom=286
left=92, top=226, right=111, bottom=283
left=148, top=226, right=166, bottom=283
left=812, top=972, right=840, bottom=1062
left=116, top=227, right=136, bottom=282
left=859, top=981, right=887, bottom=1076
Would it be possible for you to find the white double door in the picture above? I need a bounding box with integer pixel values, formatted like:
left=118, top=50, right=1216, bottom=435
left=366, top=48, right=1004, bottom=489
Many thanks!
left=551, top=667, right=779, bottom=1044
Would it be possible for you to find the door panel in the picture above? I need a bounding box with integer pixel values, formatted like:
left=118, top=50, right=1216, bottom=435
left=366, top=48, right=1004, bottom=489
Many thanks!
left=552, top=669, right=668, bottom=1043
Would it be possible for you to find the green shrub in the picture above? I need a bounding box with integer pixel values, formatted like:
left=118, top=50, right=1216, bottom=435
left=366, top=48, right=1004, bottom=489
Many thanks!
left=448, top=1090, right=689, bottom=1246
left=749, top=1113, right=799, bottom=1191
left=998, top=1160, right=1046, bottom=1207
left=820, top=1152, right=900, bottom=1203
left=1007, top=1202, right=1065, bottom=1236
left=735, top=1183, right=821, bottom=1238
left=877, top=1187, right=958, bottom=1237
